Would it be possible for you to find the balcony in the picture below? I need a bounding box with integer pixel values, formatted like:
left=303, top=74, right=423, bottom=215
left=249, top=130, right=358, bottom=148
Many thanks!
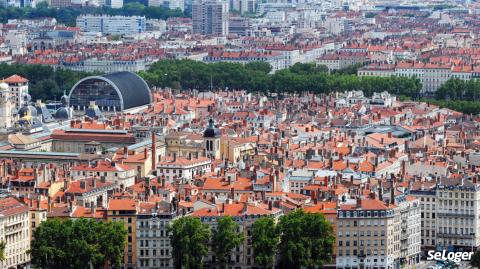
left=436, top=211, right=475, bottom=218
left=436, top=232, right=473, bottom=239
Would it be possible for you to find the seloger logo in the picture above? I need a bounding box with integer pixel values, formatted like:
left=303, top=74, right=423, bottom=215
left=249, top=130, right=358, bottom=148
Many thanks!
left=427, top=250, right=474, bottom=263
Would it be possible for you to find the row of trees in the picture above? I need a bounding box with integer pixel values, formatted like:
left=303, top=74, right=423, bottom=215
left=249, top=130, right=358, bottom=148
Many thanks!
left=30, top=218, right=127, bottom=269
left=0, top=63, right=93, bottom=101
left=169, top=209, right=335, bottom=269
left=28, top=210, right=333, bottom=269
left=140, top=59, right=422, bottom=98
left=430, top=78, right=480, bottom=114
left=436, top=78, right=480, bottom=101
left=0, top=2, right=185, bottom=26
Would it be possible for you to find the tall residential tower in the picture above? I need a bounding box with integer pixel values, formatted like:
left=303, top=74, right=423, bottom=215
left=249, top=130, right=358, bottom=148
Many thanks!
left=192, top=0, right=229, bottom=36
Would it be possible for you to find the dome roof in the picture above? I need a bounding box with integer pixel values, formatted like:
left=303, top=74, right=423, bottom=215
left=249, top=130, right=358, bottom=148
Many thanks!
left=203, top=119, right=221, bottom=138
left=69, top=71, right=152, bottom=111
left=18, top=105, right=37, bottom=118
left=55, top=107, right=71, bottom=120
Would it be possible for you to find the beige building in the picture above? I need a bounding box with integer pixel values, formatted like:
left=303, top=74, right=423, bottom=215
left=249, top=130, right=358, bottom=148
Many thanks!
left=220, top=138, right=256, bottom=163
left=192, top=200, right=282, bottom=268
left=3, top=75, right=28, bottom=110
left=0, top=196, right=30, bottom=269
left=107, top=199, right=138, bottom=269
left=51, top=128, right=136, bottom=153
left=28, top=197, right=48, bottom=241
left=435, top=178, right=480, bottom=250
left=71, top=160, right=137, bottom=189
left=336, top=198, right=399, bottom=269
left=165, top=131, right=204, bottom=159
left=336, top=191, right=421, bottom=269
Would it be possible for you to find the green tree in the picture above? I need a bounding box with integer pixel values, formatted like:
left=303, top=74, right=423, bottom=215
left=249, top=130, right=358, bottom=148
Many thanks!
left=471, top=250, right=480, bottom=268
left=169, top=216, right=211, bottom=269
left=0, top=63, right=93, bottom=101
left=278, top=209, right=335, bottom=269
left=142, top=59, right=421, bottom=97
left=212, top=216, right=244, bottom=269
left=252, top=217, right=280, bottom=269
left=245, top=61, right=272, bottom=74
left=30, top=218, right=127, bottom=269
left=0, top=3, right=186, bottom=25
left=0, top=241, right=5, bottom=261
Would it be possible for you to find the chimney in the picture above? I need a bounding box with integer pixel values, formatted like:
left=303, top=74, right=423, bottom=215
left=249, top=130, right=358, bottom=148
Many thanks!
left=230, top=187, right=235, bottom=200
left=151, top=132, right=157, bottom=170
left=34, top=167, right=38, bottom=182
left=379, top=181, right=383, bottom=201
left=144, top=148, right=148, bottom=160
left=390, top=187, right=395, bottom=205
left=47, top=196, right=51, bottom=212
left=80, top=181, right=86, bottom=189
left=90, top=202, right=96, bottom=216
left=356, top=197, right=362, bottom=209
left=388, top=132, right=392, bottom=138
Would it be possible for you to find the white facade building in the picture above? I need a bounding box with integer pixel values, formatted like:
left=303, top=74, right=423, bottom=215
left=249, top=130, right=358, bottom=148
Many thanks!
left=76, top=15, right=146, bottom=35
left=157, top=156, right=212, bottom=183
left=0, top=196, right=30, bottom=269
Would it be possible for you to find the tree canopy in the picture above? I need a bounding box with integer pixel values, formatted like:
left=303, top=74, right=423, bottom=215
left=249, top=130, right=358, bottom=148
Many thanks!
left=168, top=216, right=211, bottom=269
left=471, top=250, right=480, bottom=268
left=277, top=209, right=335, bottom=269
left=30, top=218, right=127, bottom=269
left=0, top=63, right=93, bottom=101
left=211, top=216, right=244, bottom=268
left=0, top=2, right=185, bottom=26
left=141, top=59, right=422, bottom=98
left=252, top=217, right=280, bottom=269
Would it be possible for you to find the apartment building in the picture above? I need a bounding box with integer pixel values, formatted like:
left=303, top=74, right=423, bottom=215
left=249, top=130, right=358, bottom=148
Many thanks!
left=192, top=200, right=282, bottom=268
left=148, top=0, right=184, bottom=11
left=410, top=182, right=437, bottom=254
left=59, top=58, right=153, bottom=73
left=435, top=178, right=480, bottom=251
left=316, top=52, right=368, bottom=71
left=107, top=199, right=138, bottom=269
left=396, top=195, right=421, bottom=267
left=136, top=202, right=176, bottom=269
left=336, top=198, right=399, bottom=269
left=157, top=156, right=211, bottom=183
left=358, top=62, right=464, bottom=95
left=76, top=15, right=146, bottom=35
left=192, top=0, right=229, bottom=36
left=203, top=50, right=286, bottom=72
left=71, top=160, right=137, bottom=189
left=0, top=196, right=30, bottom=269
left=3, top=75, right=28, bottom=111
left=336, top=191, right=420, bottom=269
